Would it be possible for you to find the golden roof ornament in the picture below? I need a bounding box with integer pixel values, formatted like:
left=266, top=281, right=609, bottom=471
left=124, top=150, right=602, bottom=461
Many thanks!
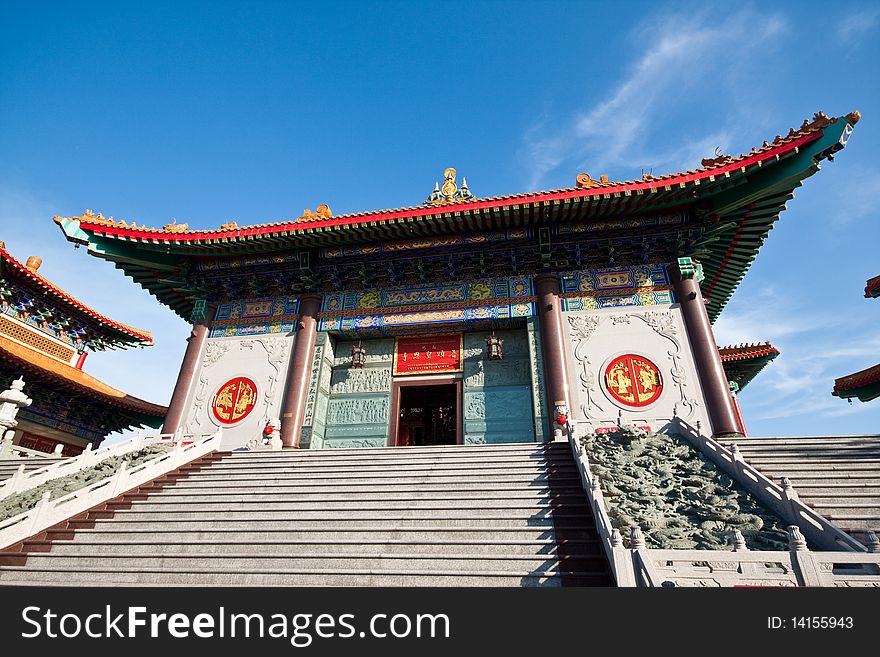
left=426, top=167, right=473, bottom=205
left=163, top=218, right=189, bottom=233
left=297, top=204, right=332, bottom=223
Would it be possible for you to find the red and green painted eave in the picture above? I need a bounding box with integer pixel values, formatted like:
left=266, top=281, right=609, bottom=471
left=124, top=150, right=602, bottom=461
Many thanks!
left=0, top=244, right=153, bottom=348
left=719, top=342, right=780, bottom=391
left=833, top=274, right=880, bottom=403
left=54, top=111, right=860, bottom=324
left=834, top=364, right=880, bottom=404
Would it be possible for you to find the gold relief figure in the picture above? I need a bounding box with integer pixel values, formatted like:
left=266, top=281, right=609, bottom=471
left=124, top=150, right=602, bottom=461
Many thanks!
left=636, top=362, right=657, bottom=391
left=234, top=382, right=255, bottom=418
left=215, top=384, right=235, bottom=419
left=607, top=363, right=634, bottom=401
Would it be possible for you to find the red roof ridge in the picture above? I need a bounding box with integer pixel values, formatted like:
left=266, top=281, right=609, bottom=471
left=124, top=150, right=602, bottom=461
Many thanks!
left=0, top=242, right=153, bottom=345
left=53, top=110, right=859, bottom=241
left=718, top=342, right=780, bottom=362
left=834, top=363, right=880, bottom=391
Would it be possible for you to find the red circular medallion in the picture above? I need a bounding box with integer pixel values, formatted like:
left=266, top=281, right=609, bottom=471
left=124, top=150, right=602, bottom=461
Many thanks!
left=211, top=377, right=258, bottom=425
left=604, top=355, right=663, bottom=408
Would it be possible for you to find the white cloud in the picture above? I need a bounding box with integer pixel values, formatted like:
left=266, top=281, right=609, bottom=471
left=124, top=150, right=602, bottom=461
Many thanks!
left=519, top=8, right=787, bottom=188
left=836, top=8, right=880, bottom=46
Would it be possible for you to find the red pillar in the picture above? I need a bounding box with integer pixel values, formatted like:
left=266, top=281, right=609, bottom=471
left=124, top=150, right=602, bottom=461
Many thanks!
left=74, top=351, right=87, bottom=370
left=280, top=294, right=322, bottom=448
left=669, top=259, right=742, bottom=437
left=535, top=274, right=572, bottom=429
left=162, top=319, right=210, bottom=434
left=731, top=391, right=748, bottom=436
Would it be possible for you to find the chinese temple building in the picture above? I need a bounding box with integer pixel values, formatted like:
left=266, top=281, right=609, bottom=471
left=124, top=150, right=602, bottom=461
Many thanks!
left=833, top=274, right=880, bottom=403
left=0, top=243, right=167, bottom=455
left=53, top=111, right=858, bottom=453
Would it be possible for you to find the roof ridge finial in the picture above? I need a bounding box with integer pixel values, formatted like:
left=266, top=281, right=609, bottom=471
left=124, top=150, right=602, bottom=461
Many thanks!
left=426, top=167, right=473, bottom=205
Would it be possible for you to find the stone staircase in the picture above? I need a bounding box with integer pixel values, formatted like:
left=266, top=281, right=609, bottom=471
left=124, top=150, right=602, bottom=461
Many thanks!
left=0, top=457, right=64, bottom=480
left=0, top=442, right=614, bottom=586
left=728, top=435, right=880, bottom=545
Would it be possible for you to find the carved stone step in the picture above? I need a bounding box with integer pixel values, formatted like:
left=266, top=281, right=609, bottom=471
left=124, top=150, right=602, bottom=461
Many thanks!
left=222, top=442, right=567, bottom=457
left=36, top=538, right=603, bottom=557
left=138, top=488, right=586, bottom=501
left=115, top=494, right=588, bottom=508
left=48, top=516, right=596, bottom=542
left=190, top=463, right=579, bottom=477
left=3, top=552, right=610, bottom=574
left=161, top=473, right=581, bottom=485
left=104, top=505, right=588, bottom=520
left=153, top=480, right=583, bottom=493
left=0, top=568, right=611, bottom=587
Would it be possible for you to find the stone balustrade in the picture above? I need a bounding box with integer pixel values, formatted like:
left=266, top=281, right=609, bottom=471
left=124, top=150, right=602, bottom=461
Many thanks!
left=567, top=429, right=637, bottom=586
left=0, top=430, right=203, bottom=501
left=0, top=429, right=221, bottom=551
left=0, top=439, right=64, bottom=460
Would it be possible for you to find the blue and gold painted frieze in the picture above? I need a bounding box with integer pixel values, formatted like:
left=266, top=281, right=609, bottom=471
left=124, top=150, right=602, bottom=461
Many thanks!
left=555, top=211, right=687, bottom=235
left=209, top=296, right=300, bottom=338
left=319, top=276, right=534, bottom=333
left=320, top=229, right=531, bottom=259
left=560, top=264, right=675, bottom=311
left=197, top=252, right=299, bottom=272
left=18, top=407, right=103, bottom=442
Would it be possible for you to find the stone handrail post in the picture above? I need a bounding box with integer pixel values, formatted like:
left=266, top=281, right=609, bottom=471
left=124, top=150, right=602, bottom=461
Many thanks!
left=25, top=491, right=52, bottom=538
left=788, top=526, right=823, bottom=586
left=781, top=478, right=801, bottom=521
left=110, top=461, right=129, bottom=497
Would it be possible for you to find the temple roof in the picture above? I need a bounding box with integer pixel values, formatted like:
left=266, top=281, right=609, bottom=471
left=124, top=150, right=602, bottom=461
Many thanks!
left=865, top=275, right=880, bottom=299
left=0, top=243, right=153, bottom=348
left=718, top=342, right=780, bottom=391
left=54, top=111, right=860, bottom=323
left=0, top=337, right=166, bottom=423
left=833, top=363, right=880, bottom=403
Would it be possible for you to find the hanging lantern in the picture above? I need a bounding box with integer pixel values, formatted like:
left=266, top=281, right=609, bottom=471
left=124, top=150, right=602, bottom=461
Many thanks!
left=351, top=340, right=367, bottom=368
left=486, top=332, right=504, bottom=361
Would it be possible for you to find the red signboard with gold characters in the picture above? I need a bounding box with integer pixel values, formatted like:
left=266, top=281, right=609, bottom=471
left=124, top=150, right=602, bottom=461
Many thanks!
left=604, top=354, right=663, bottom=408
left=211, top=376, right=258, bottom=424
left=393, top=334, right=463, bottom=376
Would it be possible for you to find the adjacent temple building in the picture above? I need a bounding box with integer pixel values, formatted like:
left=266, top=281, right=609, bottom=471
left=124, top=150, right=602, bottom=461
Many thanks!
left=833, top=274, right=880, bottom=403
left=53, top=112, right=857, bottom=452
left=0, top=243, right=166, bottom=455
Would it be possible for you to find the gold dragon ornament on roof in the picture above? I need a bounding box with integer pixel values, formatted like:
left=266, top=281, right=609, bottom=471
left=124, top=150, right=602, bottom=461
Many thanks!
left=297, top=204, right=333, bottom=222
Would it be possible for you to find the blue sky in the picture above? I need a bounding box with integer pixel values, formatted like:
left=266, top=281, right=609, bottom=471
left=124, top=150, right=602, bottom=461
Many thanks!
left=1, top=0, right=878, bottom=438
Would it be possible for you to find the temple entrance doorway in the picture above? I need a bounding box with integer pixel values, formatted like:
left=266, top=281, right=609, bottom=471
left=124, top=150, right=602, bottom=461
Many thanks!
left=390, top=379, right=462, bottom=446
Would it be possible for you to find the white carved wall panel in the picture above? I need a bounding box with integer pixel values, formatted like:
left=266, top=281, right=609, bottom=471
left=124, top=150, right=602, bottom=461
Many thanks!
left=180, top=335, right=294, bottom=450
left=562, top=306, right=713, bottom=434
